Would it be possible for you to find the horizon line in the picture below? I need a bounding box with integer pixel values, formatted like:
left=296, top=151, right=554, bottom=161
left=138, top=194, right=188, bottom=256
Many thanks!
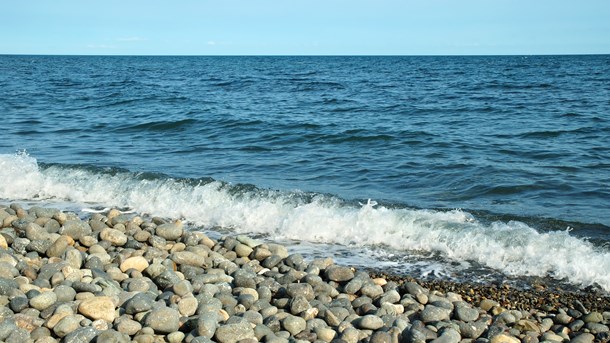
left=2, top=53, right=610, bottom=58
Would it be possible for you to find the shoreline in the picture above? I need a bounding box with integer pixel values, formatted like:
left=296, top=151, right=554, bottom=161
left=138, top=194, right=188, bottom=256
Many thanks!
left=1, top=203, right=609, bottom=342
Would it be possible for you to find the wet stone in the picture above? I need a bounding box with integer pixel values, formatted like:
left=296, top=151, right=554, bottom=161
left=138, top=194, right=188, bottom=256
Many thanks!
left=171, top=251, right=206, bottom=267
left=60, top=220, right=91, bottom=240
left=155, top=222, right=183, bottom=241
left=325, top=266, right=354, bottom=282
left=262, top=254, right=284, bottom=268
left=100, top=227, right=128, bottom=246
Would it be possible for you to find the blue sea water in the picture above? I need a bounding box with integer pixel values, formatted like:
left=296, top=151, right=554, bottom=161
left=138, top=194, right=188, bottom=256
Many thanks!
left=1, top=55, right=609, bottom=291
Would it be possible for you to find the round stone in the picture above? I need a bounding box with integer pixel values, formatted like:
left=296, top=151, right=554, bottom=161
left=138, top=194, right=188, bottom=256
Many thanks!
left=53, top=315, right=82, bottom=337
left=290, top=295, right=310, bottom=315
left=282, top=315, right=306, bottom=336
left=115, top=317, right=142, bottom=336
left=315, top=327, right=337, bottom=343
left=214, top=321, right=255, bottom=343
left=46, top=235, right=73, bottom=258
left=490, top=333, right=520, bottom=343
left=570, top=333, right=595, bottom=343
left=420, top=305, right=450, bottom=323
left=59, top=220, right=91, bottom=240
left=123, top=293, right=155, bottom=314
left=286, top=283, right=315, bottom=301
left=583, top=312, right=603, bottom=323
left=234, top=243, right=254, bottom=258
left=10, top=296, right=29, bottom=312
left=155, top=222, right=183, bottom=241
left=173, top=279, right=193, bottom=296
left=144, top=307, right=181, bottom=334
left=178, top=296, right=198, bottom=316
left=325, top=266, right=354, bottom=282
left=100, top=228, right=128, bottom=246
left=355, top=314, right=384, bottom=330
left=455, top=304, right=479, bottom=322
left=197, top=311, right=219, bottom=338
left=78, top=296, right=116, bottom=322
left=171, top=251, right=206, bottom=267
left=120, top=256, right=149, bottom=272
left=168, top=331, right=186, bottom=343
left=30, top=291, right=57, bottom=311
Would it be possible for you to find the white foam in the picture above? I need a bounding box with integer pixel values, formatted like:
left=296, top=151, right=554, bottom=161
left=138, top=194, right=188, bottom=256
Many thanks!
left=1, top=152, right=609, bottom=291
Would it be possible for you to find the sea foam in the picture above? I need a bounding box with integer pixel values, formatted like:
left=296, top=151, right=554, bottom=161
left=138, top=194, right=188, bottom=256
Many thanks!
left=1, top=152, right=609, bottom=291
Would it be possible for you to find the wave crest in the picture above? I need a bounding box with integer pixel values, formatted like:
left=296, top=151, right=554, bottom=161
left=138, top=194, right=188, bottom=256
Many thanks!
left=1, top=152, right=609, bottom=291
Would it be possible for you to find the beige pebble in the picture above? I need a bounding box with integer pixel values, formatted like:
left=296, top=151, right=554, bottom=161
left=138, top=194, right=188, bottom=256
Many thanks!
left=120, top=256, right=150, bottom=272
left=373, top=277, right=387, bottom=286
left=0, top=234, right=8, bottom=249
left=45, top=312, right=71, bottom=329
left=78, top=296, right=117, bottom=322
left=490, top=333, right=520, bottom=343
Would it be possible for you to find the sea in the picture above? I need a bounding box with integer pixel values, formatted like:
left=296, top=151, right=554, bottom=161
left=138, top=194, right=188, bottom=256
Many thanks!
left=1, top=55, right=609, bottom=292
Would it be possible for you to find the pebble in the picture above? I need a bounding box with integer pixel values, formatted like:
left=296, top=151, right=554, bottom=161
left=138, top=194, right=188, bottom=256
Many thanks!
left=354, top=314, right=384, bottom=330
left=489, top=333, right=520, bottom=343
left=123, top=292, right=155, bottom=314
left=144, top=307, right=181, bottom=334
left=586, top=322, right=609, bottom=334
left=1, top=205, right=609, bottom=343
left=100, top=227, right=128, bottom=246
left=115, top=317, right=142, bottom=336
left=420, top=305, right=451, bottom=322
left=78, top=296, right=117, bottom=322
left=59, top=219, right=91, bottom=239
left=454, top=303, right=479, bottom=322
left=214, top=320, right=255, bottom=343
left=171, top=251, right=207, bottom=267
left=155, top=221, right=183, bottom=241
left=120, top=256, right=149, bottom=272
left=53, top=315, right=82, bottom=337
left=29, top=291, right=57, bottom=311
left=570, top=332, right=595, bottom=343
left=582, top=311, right=603, bottom=323
left=325, top=265, right=355, bottom=282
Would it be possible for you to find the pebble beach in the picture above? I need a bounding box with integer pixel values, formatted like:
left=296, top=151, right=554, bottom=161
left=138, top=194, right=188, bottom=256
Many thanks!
left=0, top=204, right=609, bottom=343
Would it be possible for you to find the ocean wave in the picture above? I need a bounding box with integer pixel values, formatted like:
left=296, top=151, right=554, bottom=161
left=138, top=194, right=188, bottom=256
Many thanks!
left=1, top=152, right=609, bottom=291
left=114, top=118, right=200, bottom=132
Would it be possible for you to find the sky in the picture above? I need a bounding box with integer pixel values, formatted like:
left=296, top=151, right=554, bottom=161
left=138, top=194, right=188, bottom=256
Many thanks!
left=1, top=0, right=609, bottom=56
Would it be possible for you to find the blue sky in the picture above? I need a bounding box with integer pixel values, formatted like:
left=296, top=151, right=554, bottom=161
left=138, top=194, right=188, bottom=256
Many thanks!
left=1, top=0, right=609, bottom=55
